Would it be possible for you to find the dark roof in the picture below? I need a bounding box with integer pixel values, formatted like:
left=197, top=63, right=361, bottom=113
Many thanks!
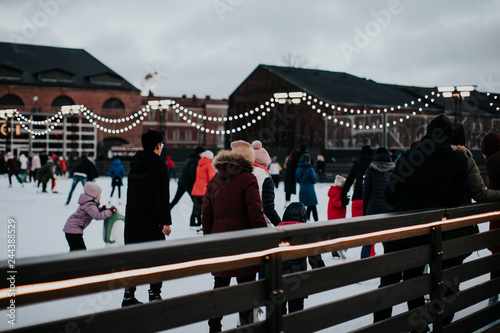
left=242, top=65, right=498, bottom=115
left=0, top=42, right=139, bottom=92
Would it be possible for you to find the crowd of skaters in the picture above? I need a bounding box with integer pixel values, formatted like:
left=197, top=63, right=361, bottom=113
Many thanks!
left=0, top=150, right=71, bottom=192
left=4, top=112, right=499, bottom=332
left=151, top=113, right=500, bottom=332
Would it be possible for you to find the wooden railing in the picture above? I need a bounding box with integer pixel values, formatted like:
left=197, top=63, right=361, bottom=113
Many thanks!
left=1, top=203, right=500, bottom=332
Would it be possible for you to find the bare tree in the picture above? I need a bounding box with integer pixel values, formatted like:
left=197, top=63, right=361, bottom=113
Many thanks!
left=280, top=52, right=309, bottom=68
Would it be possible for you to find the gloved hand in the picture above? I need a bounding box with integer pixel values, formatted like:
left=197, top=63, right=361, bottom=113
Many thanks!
left=101, top=205, right=107, bottom=210
left=110, top=207, right=117, bottom=214
left=341, top=195, right=350, bottom=207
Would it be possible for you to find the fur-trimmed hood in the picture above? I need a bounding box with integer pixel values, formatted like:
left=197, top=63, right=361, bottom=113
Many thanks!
left=213, top=150, right=254, bottom=173
left=452, top=144, right=473, bottom=158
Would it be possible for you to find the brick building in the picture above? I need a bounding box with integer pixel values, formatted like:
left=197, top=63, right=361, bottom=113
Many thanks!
left=141, top=93, right=227, bottom=149
left=228, top=65, right=500, bottom=158
left=0, top=42, right=228, bottom=160
left=0, top=42, right=142, bottom=158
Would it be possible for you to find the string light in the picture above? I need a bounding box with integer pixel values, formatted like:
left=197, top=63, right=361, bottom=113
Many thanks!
left=169, top=97, right=276, bottom=134
left=11, top=90, right=500, bottom=139
left=301, top=90, right=442, bottom=129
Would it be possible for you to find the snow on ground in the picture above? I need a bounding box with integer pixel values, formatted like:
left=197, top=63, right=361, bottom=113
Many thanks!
left=0, top=174, right=493, bottom=332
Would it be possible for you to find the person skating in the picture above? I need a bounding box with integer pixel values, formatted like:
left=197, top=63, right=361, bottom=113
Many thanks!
left=252, top=140, right=281, bottom=227
left=327, top=175, right=347, bottom=260
left=202, top=140, right=267, bottom=332
left=190, top=150, right=215, bottom=231
left=65, top=154, right=98, bottom=205
left=5, top=151, right=23, bottom=188
left=108, top=157, right=126, bottom=204
left=122, top=130, right=172, bottom=307
left=295, top=153, right=325, bottom=269
left=63, top=182, right=115, bottom=251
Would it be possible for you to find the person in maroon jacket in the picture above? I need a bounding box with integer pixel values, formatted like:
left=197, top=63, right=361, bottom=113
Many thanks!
left=202, top=140, right=267, bottom=333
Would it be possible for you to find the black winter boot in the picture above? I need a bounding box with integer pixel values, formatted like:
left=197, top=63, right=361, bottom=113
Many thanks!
left=149, top=289, right=162, bottom=302
left=122, top=288, right=142, bottom=307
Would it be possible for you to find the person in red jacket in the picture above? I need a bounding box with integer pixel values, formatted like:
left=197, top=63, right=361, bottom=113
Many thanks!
left=190, top=150, right=215, bottom=231
left=166, top=155, right=176, bottom=180
left=327, top=175, right=347, bottom=259
left=202, top=141, right=267, bottom=333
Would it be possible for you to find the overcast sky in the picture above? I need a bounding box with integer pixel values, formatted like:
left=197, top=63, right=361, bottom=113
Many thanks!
left=1, top=0, right=500, bottom=99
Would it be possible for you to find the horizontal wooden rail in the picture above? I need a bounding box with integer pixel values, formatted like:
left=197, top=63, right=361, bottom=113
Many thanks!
left=1, top=202, right=500, bottom=332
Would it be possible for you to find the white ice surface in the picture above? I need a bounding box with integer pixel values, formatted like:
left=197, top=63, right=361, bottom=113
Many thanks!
left=0, top=174, right=493, bottom=332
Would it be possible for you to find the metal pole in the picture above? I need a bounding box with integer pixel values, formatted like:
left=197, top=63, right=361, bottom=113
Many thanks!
left=383, top=112, right=387, bottom=148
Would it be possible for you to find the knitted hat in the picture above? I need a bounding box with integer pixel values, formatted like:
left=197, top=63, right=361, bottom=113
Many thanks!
left=361, top=145, right=373, bottom=156
left=373, top=152, right=392, bottom=162
left=251, top=140, right=271, bottom=167
left=201, top=150, right=214, bottom=159
left=282, top=202, right=307, bottom=223
left=194, top=145, right=204, bottom=155
left=335, top=175, right=346, bottom=187
left=84, top=182, right=102, bottom=198
left=230, top=140, right=255, bottom=163
left=299, top=153, right=311, bottom=163
left=426, top=114, right=454, bottom=143
left=481, top=131, right=500, bottom=159
left=452, top=122, right=466, bottom=146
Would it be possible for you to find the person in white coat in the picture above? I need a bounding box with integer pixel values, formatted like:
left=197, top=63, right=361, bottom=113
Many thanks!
left=251, top=141, right=281, bottom=227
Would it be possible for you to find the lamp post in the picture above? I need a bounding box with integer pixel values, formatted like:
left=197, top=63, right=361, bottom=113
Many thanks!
left=62, top=105, right=82, bottom=156
left=29, top=96, right=38, bottom=152
left=437, top=85, right=475, bottom=123
left=148, top=100, right=171, bottom=143
left=0, top=109, right=15, bottom=152
left=273, top=92, right=302, bottom=150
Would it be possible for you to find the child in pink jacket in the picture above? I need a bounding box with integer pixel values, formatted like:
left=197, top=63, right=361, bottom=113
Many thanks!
left=63, top=182, right=116, bottom=251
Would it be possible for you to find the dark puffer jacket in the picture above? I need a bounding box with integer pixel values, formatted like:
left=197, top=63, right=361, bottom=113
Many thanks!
left=125, top=150, right=171, bottom=244
left=384, top=114, right=468, bottom=250
left=342, top=151, right=373, bottom=201
left=178, top=152, right=200, bottom=192
left=362, top=153, right=395, bottom=215
left=278, top=202, right=307, bottom=275
left=202, top=150, right=267, bottom=277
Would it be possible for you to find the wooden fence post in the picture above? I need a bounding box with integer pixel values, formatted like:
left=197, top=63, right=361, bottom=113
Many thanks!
left=265, top=253, right=284, bottom=333
left=431, top=224, right=443, bottom=332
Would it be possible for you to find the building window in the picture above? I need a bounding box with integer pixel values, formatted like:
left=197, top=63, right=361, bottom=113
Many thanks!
left=0, top=94, right=24, bottom=106
left=51, top=96, right=75, bottom=107
left=38, top=69, right=74, bottom=83
left=173, top=129, right=179, bottom=141
left=186, top=130, right=191, bottom=141
left=102, top=98, right=125, bottom=110
left=0, top=65, right=22, bottom=81
left=174, top=113, right=179, bottom=122
left=89, top=73, right=122, bottom=86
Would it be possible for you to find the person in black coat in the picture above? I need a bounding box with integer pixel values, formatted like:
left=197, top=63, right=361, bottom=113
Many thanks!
left=122, top=130, right=172, bottom=307
left=361, top=149, right=395, bottom=259
left=170, top=146, right=204, bottom=228
left=374, top=114, right=468, bottom=329
left=342, top=146, right=373, bottom=217
left=284, top=149, right=306, bottom=206
left=170, top=146, right=204, bottom=207
left=65, top=154, right=99, bottom=205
